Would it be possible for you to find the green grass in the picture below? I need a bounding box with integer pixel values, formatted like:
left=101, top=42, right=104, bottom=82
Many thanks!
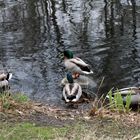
left=12, top=93, right=29, bottom=103
left=0, top=120, right=139, bottom=140
left=0, top=122, right=95, bottom=140
left=0, top=92, right=29, bottom=110
left=0, top=122, right=68, bottom=140
left=0, top=93, right=11, bottom=109
left=107, top=89, right=131, bottom=113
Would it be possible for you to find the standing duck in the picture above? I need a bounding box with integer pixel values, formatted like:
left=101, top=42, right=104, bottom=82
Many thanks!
left=62, top=72, right=82, bottom=103
left=64, top=50, right=93, bottom=75
left=0, top=72, right=12, bottom=91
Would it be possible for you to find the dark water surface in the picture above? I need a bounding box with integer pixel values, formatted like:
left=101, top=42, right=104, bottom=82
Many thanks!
left=0, top=0, right=140, bottom=106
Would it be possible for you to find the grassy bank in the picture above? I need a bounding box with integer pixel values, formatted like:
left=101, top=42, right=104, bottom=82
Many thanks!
left=0, top=120, right=140, bottom=140
left=0, top=93, right=140, bottom=140
left=0, top=122, right=67, bottom=140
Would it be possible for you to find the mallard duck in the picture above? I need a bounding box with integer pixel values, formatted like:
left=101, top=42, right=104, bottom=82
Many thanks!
left=0, top=72, right=12, bottom=91
left=107, top=87, right=140, bottom=105
left=61, top=73, right=97, bottom=99
left=64, top=50, right=93, bottom=75
left=61, top=73, right=96, bottom=87
left=62, top=72, right=82, bottom=103
left=61, top=74, right=88, bottom=86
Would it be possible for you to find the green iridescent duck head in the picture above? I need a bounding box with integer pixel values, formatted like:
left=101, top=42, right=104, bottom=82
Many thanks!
left=64, top=50, right=74, bottom=59
left=66, top=72, right=74, bottom=83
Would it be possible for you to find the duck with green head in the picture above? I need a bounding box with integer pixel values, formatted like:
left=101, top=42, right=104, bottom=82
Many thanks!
left=61, top=73, right=95, bottom=87
left=63, top=50, right=93, bottom=75
left=62, top=72, right=82, bottom=103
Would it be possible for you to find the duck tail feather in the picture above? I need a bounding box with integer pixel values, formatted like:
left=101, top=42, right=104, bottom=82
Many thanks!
left=7, top=73, right=12, bottom=80
left=83, top=70, right=93, bottom=74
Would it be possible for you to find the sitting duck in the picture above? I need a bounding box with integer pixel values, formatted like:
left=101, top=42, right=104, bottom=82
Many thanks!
left=0, top=72, right=12, bottom=91
left=63, top=50, right=93, bottom=75
left=61, top=73, right=97, bottom=99
left=62, top=72, right=82, bottom=103
left=108, top=87, right=140, bottom=105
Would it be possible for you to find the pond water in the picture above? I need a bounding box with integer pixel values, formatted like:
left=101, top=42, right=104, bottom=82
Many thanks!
left=0, top=0, right=140, bottom=106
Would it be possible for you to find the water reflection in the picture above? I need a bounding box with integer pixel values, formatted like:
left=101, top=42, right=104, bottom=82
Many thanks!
left=0, top=0, right=140, bottom=106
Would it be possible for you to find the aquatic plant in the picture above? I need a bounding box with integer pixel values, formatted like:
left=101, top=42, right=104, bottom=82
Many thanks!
left=114, top=90, right=124, bottom=112
left=107, top=89, right=131, bottom=113
left=125, top=93, right=131, bottom=113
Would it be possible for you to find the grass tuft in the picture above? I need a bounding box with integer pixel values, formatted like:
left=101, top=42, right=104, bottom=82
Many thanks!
left=0, top=92, right=29, bottom=111
left=12, top=93, right=29, bottom=103
left=107, top=89, right=132, bottom=113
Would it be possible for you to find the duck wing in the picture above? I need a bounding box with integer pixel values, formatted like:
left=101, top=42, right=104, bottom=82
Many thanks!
left=71, top=83, right=82, bottom=102
left=113, top=90, right=137, bottom=96
left=71, top=83, right=80, bottom=96
left=63, top=85, right=70, bottom=102
left=113, top=87, right=140, bottom=95
left=0, top=73, right=7, bottom=81
left=63, top=84, right=77, bottom=102
left=114, top=87, right=139, bottom=91
left=70, top=58, right=93, bottom=73
left=63, top=84, right=71, bottom=95
left=70, top=58, right=88, bottom=66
